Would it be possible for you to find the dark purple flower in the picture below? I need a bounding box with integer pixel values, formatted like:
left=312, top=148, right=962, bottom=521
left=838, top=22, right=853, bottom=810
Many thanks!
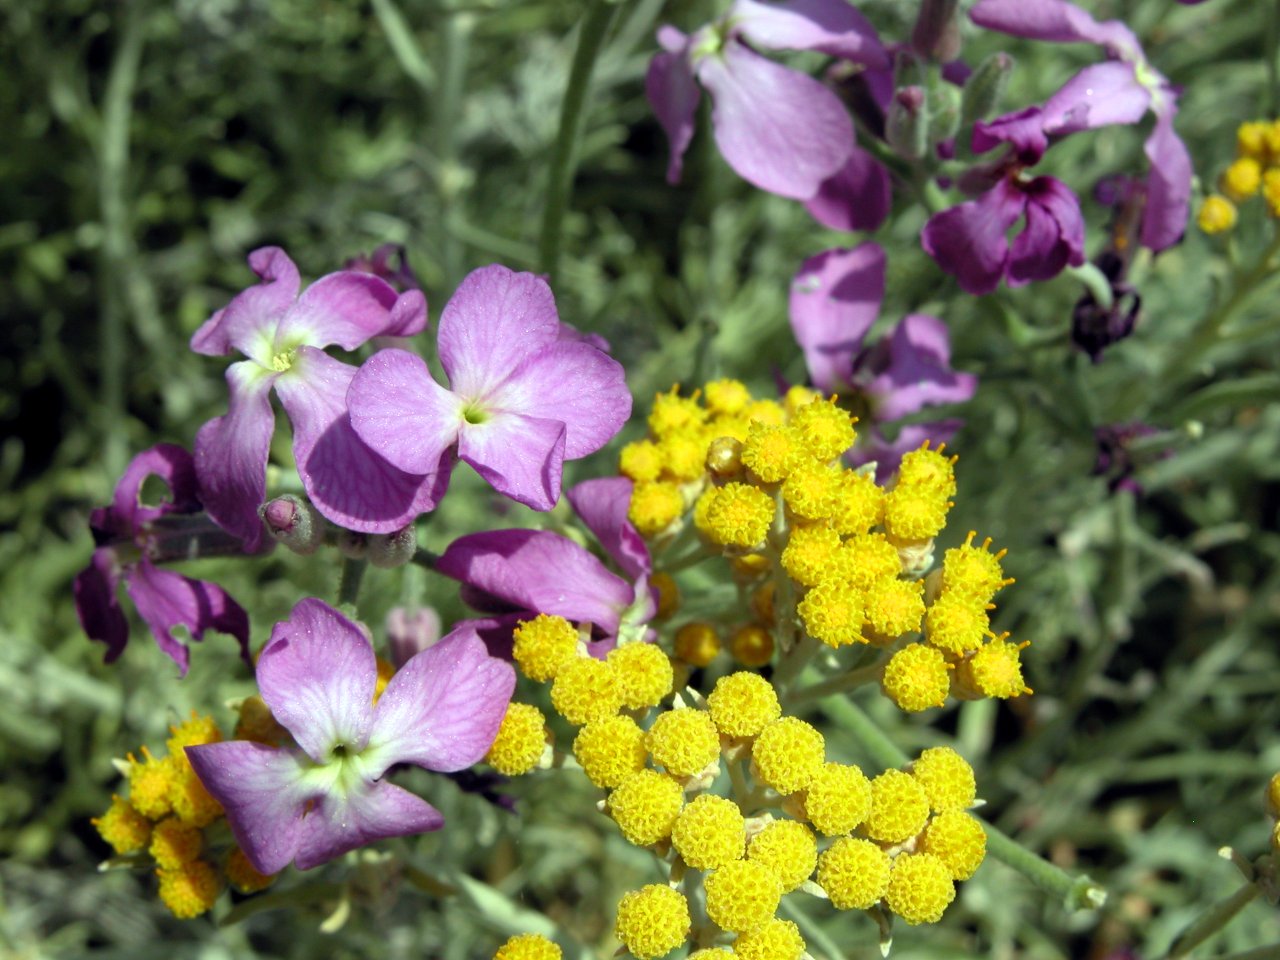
left=344, top=244, right=420, bottom=293
left=1071, top=251, right=1142, bottom=361
left=73, top=444, right=251, bottom=676
left=647, top=0, right=887, bottom=201
left=788, top=243, right=977, bottom=478
left=970, top=0, right=1191, bottom=251
left=435, top=478, right=656, bottom=656
left=192, top=247, right=445, bottom=552
left=1094, top=422, right=1161, bottom=495
left=347, top=265, right=631, bottom=512
left=187, top=598, right=515, bottom=874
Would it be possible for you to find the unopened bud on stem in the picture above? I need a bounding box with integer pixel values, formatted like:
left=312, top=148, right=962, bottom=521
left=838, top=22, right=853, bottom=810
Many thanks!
left=368, top=525, right=417, bottom=569
left=912, top=0, right=961, bottom=62
left=260, top=495, right=324, bottom=555
left=886, top=86, right=928, bottom=160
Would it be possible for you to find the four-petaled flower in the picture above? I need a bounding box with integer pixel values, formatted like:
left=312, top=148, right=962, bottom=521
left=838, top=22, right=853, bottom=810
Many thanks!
left=73, top=444, right=250, bottom=676
left=186, top=598, right=515, bottom=874
left=347, top=265, right=631, bottom=512
left=191, top=247, right=444, bottom=552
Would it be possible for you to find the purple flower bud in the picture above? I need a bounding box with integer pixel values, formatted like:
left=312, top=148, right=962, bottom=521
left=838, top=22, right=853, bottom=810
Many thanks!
left=912, top=0, right=962, bottom=62
left=368, top=525, right=417, bottom=569
left=1071, top=253, right=1141, bottom=362
left=260, top=495, right=324, bottom=555
left=887, top=85, right=928, bottom=159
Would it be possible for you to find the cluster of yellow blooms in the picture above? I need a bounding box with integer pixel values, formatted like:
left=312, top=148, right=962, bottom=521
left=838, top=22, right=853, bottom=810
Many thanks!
left=486, top=609, right=988, bottom=958
left=1198, top=118, right=1280, bottom=234
left=90, top=711, right=277, bottom=919
left=621, top=381, right=1029, bottom=712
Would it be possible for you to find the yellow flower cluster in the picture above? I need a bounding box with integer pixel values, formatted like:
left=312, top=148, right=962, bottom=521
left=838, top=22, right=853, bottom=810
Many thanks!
left=90, top=712, right=276, bottom=918
left=1199, top=118, right=1280, bottom=233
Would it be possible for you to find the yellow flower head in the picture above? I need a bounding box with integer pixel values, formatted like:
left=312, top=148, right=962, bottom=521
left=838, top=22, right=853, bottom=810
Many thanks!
left=912, top=746, right=976, bottom=813
left=752, top=717, right=825, bottom=795
left=941, top=531, right=1010, bottom=602
left=673, top=621, right=721, bottom=667
left=1238, top=120, right=1270, bottom=161
left=149, top=816, right=203, bottom=870
left=781, top=459, right=838, bottom=521
left=126, top=747, right=179, bottom=820
left=156, top=860, right=221, bottom=919
left=730, top=624, right=776, bottom=668
left=671, top=794, right=746, bottom=870
left=790, top=396, right=857, bottom=462
left=840, top=533, right=903, bottom=589
left=704, top=859, right=783, bottom=934
left=865, top=769, right=930, bottom=843
left=706, top=672, right=781, bottom=738
left=615, top=884, right=691, bottom=960
left=573, top=714, right=648, bottom=789
left=828, top=469, right=885, bottom=535
left=803, top=762, right=872, bottom=836
left=924, top=591, right=991, bottom=656
left=165, top=713, right=223, bottom=757
left=732, top=917, right=806, bottom=960
left=1197, top=195, right=1238, bottom=235
left=956, top=634, right=1032, bottom=700
left=92, top=795, right=152, bottom=855
left=608, top=642, right=674, bottom=710
left=817, top=837, right=892, bottom=910
left=646, top=707, right=721, bottom=778
left=896, top=442, right=957, bottom=497
left=608, top=770, right=684, bottom=846
left=921, top=810, right=987, bottom=880
left=493, top=933, right=562, bottom=960
left=864, top=576, right=926, bottom=641
left=1222, top=156, right=1262, bottom=201
left=226, top=846, right=276, bottom=894
left=486, top=702, right=548, bottom=776
left=747, top=818, right=818, bottom=892
left=884, top=853, right=956, bottom=925
left=704, top=378, right=752, bottom=416
left=797, top=580, right=864, bottom=649
left=629, top=481, right=686, bottom=537
left=648, top=387, right=706, bottom=439
left=619, top=439, right=664, bottom=483
left=884, top=484, right=952, bottom=543
left=882, top=643, right=952, bottom=713
left=659, top=430, right=712, bottom=482
left=512, top=614, right=580, bottom=683
left=705, top=436, right=745, bottom=479
left=780, top=522, right=845, bottom=587
left=550, top=656, right=622, bottom=726
left=742, top=422, right=806, bottom=484
left=168, top=765, right=223, bottom=828
left=702, top=483, right=775, bottom=549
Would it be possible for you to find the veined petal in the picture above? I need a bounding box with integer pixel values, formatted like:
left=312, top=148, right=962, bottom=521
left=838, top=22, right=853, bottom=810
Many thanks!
left=697, top=41, right=854, bottom=200
left=347, top=348, right=464, bottom=477
left=804, top=147, right=892, bottom=233
left=789, top=244, right=885, bottom=394
left=921, top=180, right=1026, bottom=295
left=1041, top=62, right=1150, bottom=136
left=125, top=560, right=252, bottom=676
left=731, top=0, right=888, bottom=67
left=384, top=289, right=429, bottom=338
left=74, top=550, right=129, bottom=664
left=646, top=40, right=702, bottom=185
left=185, top=741, right=309, bottom=875
left=436, top=529, right=634, bottom=635
left=277, top=348, right=447, bottom=532
left=279, top=271, right=399, bottom=351
left=567, top=477, right=651, bottom=580
left=293, top=780, right=443, bottom=872
left=110, top=443, right=202, bottom=531
left=486, top=341, right=631, bottom=460
left=862, top=314, right=978, bottom=422
left=194, top=361, right=278, bottom=552
left=1008, top=176, right=1085, bottom=285
left=191, top=247, right=300, bottom=363
left=365, top=630, right=515, bottom=776
left=457, top=412, right=566, bottom=512
left=1141, top=108, right=1191, bottom=251
left=256, top=599, right=377, bottom=763
left=437, top=266, right=562, bottom=399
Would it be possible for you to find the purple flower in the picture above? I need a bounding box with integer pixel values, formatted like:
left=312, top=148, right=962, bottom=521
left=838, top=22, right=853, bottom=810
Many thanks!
left=344, top=244, right=420, bottom=293
left=346, top=265, right=631, bottom=512
left=186, top=598, right=515, bottom=874
left=647, top=0, right=887, bottom=202
left=789, top=243, right=976, bottom=478
left=192, top=247, right=445, bottom=552
left=1094, top=422, right=1162, bottom=495
left=436, top=478, right=655, bottom=657
left=73, top=444, right=250, bottom=676
left=970, top=0, right=1191, bottom=251
left=1071, top=251, right=1142, bottom=361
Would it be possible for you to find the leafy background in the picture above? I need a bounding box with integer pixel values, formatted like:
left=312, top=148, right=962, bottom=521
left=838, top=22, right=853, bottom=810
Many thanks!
left=2, top=0, right=1279, bottom=957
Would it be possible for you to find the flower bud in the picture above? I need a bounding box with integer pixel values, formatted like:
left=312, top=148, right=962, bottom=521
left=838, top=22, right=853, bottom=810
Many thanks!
left=959, top=52, right=1015, bottom=135
left=912, top=0, right=961, bottom=62
left=386, top=606, right=443, bottom=666
left=367, top=525, right=417, bottom=568
left=886, top=86, right=928, bottom=160
left=259, top=495, right=324, bottom=555
left=930, top=83, right=962, bottom=146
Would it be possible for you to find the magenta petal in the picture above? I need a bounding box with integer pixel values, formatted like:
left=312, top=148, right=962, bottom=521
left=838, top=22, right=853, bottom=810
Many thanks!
left=458, top=412, right=566, bottom=512
left=969, top=0, right=1139, bottom=53
left=646, top=40, right=702, bottom=185
left=437, top=266, right=561, bottom=398
left=972, top=106, right=1048, bottom=162
left=789, top=244, right=885, bottom=394
left=731, top=0, right=888, bottom=67
left=280, top=271, right=399, bottom=351
left=1041, top=62, right=1150, bottom=136
left=1141, top=109, right=1191, bottom=251
left=568, top=477, right=652, bottom=580
left=921, top=181, right=1026, bottom=295
left=862, top=315, right=978, bottom=422
left=74, top=550, right=129, bottom=664
left=384, top=290, right=429, bottom=338
left=293, top=780, right=443, bottom=871
left=487, top=341, right=631, bottom=460
left=436, top=529, right=634, bottom=634
left=111, top=443, right=202, bottom=530
left=194, top=362, right=277, bottom=551
left=124, top=560, right=251, bottom=676
left=697, top=42, right=854, bottom=200
left=190, top=247, right=300, bottom=362
left=805, top=147, right=892, bottom=233
left=256, top=599, right=377, bottom=763
left=366, top=630, right=515, bottom=775
left=1008, top=176, right=1085, bottom=285
left=347, top=348, right=464, bottom=477
left=277, top=349, right=446, bottom=532
left=186, top=741, right=307, bottom=874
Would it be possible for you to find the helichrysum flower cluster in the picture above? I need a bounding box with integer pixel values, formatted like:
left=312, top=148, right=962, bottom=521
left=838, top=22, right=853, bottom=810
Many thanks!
left=91, top=712, right=275, bottom=918
left=1199, top=119, right=1280, bottom=233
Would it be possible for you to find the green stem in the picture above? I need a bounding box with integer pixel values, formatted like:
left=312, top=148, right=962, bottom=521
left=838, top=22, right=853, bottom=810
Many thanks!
left=371, top=0, right=435, bottom=93
left=412, top=547, right=440, bottom=569
left=1166, top=881, right=1261, bottom=959
left=1067, top=261, right=1115, bottom=311
left=787, top=660, right=887, bottom=707
left=537, top=0, right=618, bottom=284
left=778, top=896, right=844, bottom=960
left=1265, top=0, right=1280, bottom=117
left=338, top=558, right=368, bottom=609
left=819, top=694, right=905, bottom=769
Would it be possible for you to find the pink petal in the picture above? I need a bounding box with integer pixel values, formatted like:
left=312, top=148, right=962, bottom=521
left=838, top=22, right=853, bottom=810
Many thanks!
left=125, top=560, right=251, bottom=676
left=293, top=780, right=443, bottom=871
left=185, top=741, right=309, bottom=875
left=731, top=0, right=888, bottom=67
left=486, top=341, right=632, bottom=460
left=366, top=630, right=516, bottom=775
left=276, top=348, right=447, bottom=532
left=347, top=348, right=465, bottom=477
left=697, top=41, right=854, bottom=200
left=969, top=0, right=1141, bottom=56
left=437, top=266, right=561, bottom=399
left=921, top=180, right=1026, bottom=295
left=646, top=40, right=702, bottom=185
left=789, top=244, right=885, bottom=394
left=1141, top=108, right=1191, bottom=252
left=862, top=314, right=978, bottom=422
left=1008, top=176, right=1086, bottom=285
left=256, top=599, right=377, bottom=763
left=384, top=289, right=429, bottom=337
left=74, top=550, right=128, bottom=664
left=457, top=412, right=566, bottom=511
left=567, top=477, right=651, bottom=580
left=1041, top=62, right=1150, bottom=136
left=279, top=270, right=400, bottom=351
left=193, top=362, right=278, bottom=552
left=110, top=443, right=201, bottom=532
left=805, top=147, right=892, bottom=233
left=190, top=247, right=300, bottom=363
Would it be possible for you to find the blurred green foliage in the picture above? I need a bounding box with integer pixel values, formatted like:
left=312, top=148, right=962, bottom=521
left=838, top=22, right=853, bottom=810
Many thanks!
left=2, top=0, right=1280, bottom=957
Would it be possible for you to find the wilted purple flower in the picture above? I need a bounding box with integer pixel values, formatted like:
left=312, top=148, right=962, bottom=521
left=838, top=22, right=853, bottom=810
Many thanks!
left=970, top=0, right=1191, bottom=251
left=789, top=243, right=976, bottom=478
left=73, top=444, right=250, bottom=676
left=1094, top=422, right=1161, bottom=495
left=647, top=0, right=887, bottom=203
left=436, top=478, right=655, bottom=657
left=347, top=266, right=631, bottom=512
left=1071, top=251, right=1142, bottom=361
left=344, top=244, right=420, bottom=293
left=192, top=247, right=445, bottom=552
left=187, top=598, right=515, bottom=874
